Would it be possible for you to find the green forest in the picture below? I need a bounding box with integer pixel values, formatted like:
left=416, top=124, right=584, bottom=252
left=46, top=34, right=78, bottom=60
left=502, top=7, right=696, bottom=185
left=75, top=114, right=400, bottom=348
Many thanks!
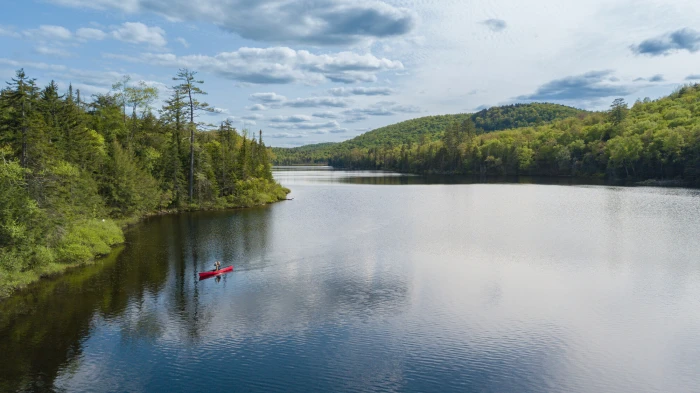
left=272, top=103, right=585, bottom=165
left=0, top=68, right=289, bottom=297
left=273, top=88, right=700, bottom=186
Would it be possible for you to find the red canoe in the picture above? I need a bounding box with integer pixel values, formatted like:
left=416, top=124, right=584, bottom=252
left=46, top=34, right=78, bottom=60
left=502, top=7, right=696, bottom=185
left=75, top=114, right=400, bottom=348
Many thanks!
left=198, top=265, right=233, bottom=279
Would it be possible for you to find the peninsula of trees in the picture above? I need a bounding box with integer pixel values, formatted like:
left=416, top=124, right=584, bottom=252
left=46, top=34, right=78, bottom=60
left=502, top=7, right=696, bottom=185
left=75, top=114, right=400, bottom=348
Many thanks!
left=273, top=89, right=700, bottom=186
left=0, top=68, right=289, bottom=297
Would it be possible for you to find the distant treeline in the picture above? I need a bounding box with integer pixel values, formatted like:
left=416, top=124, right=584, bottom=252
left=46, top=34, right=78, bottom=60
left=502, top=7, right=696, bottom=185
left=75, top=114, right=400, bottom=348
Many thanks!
left=0, top=68, right=288, bottom=297
left=274, top=89, right=700, bottom=185
left=272, top=103, right=586, bottom=165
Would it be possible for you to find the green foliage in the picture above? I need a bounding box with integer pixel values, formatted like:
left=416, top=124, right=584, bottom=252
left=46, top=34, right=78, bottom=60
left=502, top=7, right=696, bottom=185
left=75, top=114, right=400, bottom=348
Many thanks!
left=230, top=178, right=291, bottom=207
left=0, top=68, right=288, bottom=298
left=275, top=86, right=700, bottom=186
left=102, top=142, right=161, bottom=216
left=56, top=219, right=123, bottom=264
left=273, top=103, right=587, bottom=165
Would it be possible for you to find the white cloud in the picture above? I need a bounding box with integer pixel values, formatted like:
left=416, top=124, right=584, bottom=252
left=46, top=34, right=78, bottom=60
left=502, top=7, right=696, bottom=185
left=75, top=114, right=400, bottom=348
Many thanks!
left=284, top=97, right=350, bottom=108
left=329, top=86, right=395, bottom=96
left=35, top=46, right=73, bottom=58
left=76, top=27, right=106, bottom=40
left=269, top=132, right=304, bottom=139
left=111, top=22, right=167, bottom=46
left=241, top=114, right=264, bottom=120
left=25, top=25, right=73, bottom=40
left=312, top=111, right=341, bottom=119
left=269, top=115, right=313, bottom=123
left=106, top=47, right=403, bottom=84
left=176, top=37, right=189, bottom=48
left=268, top=120, right=341, bottom=130
left=0, top=26, right=21, bottom=38
left=0, top=58, right=67, bottom=71
left=47, top=0, right=416, bottom=45
left=250, top=92, right=287, bottom=103
left=342, top=101, right=421, bottom=122
left=247, top=104, right=267, bottom=111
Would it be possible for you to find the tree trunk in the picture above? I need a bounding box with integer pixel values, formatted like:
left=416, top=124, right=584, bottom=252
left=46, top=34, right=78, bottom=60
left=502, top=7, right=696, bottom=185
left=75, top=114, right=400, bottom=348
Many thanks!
left=21, top=94, right=27, bottom=168
left=188, top=88, right=195, bottom=202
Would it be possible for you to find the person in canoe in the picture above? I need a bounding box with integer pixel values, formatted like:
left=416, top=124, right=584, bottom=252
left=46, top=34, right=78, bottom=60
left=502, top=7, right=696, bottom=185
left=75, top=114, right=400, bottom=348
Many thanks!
left=214, top=261, right=221, bottom=271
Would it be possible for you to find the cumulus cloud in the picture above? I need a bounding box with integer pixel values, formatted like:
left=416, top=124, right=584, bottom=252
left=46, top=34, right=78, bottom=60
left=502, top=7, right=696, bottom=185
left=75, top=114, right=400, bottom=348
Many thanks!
left=0, top=60, right=157, bottom=98
left=111, top=47, right=402, bottom=85
left=176, top=37, right=189, bottom=48
left=516, top=70, right=635, bottom=102
left=241, top=114, right=263, bottom=120
left=269, top=115, right=313, bottom=123
left=76, top=27, right=106, bottom=40
left=35, top=45, right=73, bottom=57
left=342, top=101, right=421, bottom=122
left=482, top=19, right=507, bottom=32
left=285, top=97, right=350, bottom=108
left=247, top=104, right=267, bottom=111
left=330, top=128, right=347, bottom=133
left=269, top=132, right=304, bottom=139
left=0, top=26, right=21, bottom=38
left=0, top=58, right=67, bottom=71
left=312, top=111, right=341, bottom=119
left=247, top=92, right=351, bottom=109
left=111, top=22, right=167, bottom=46
left=18, top=23, right=163, bottom=47
left=631, top=28, right=700, bottom=56
left=250, top=92, right=287, bottom=103
left=649, top=74, right=665, bottom=82
left=685, top=74, right=700, bottom=81
left=268, top=120, right=342, bottom=131
left=24, top=25, right=73, bottom=40
left=328, top=86, right=394, bottom=96
left=48, top=0, right=416, bottom=45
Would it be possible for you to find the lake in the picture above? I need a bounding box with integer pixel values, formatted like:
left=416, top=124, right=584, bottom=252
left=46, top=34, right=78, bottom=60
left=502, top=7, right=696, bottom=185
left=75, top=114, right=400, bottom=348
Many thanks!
left=2, top=167, right=700, bottom=392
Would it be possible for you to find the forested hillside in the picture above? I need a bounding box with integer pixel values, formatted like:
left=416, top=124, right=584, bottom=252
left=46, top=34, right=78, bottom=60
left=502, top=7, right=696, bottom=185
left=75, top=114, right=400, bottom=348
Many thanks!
left=0, top=68, right=288, bottom=297
left=327, top=87, right=700, bottom=185
left=272, top=103, right=585, bottom=165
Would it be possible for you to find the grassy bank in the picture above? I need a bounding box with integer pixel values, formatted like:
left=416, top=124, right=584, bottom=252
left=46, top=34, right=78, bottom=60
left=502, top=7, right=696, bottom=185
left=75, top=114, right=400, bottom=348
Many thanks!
left=0, top=179, right=290, bottom=299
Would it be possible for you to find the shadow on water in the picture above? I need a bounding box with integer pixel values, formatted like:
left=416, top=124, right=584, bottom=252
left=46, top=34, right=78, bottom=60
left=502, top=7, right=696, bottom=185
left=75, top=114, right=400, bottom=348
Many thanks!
left=0, top=203, right=410, bottom=392
left=0, top=207, right=272, bottom=392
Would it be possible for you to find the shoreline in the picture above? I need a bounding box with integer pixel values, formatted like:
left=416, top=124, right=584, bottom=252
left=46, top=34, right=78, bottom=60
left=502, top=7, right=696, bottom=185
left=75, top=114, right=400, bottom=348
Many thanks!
left=0, top=194, right=291, bottom=301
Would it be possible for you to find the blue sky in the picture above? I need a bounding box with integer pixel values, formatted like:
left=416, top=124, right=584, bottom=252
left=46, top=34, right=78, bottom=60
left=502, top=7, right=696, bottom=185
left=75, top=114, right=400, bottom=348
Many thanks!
left=2, top=0, right=700, bottom=146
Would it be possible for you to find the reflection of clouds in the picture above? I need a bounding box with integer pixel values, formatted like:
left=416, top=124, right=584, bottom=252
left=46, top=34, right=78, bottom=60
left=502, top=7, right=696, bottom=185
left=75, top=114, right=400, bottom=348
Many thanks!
left=5, top=169, right=700, bottom=392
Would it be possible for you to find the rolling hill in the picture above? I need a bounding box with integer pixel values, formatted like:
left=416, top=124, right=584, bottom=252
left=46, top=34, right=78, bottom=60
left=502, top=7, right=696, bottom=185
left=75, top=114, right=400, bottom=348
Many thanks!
left=272, top=103, right=586, bottom=165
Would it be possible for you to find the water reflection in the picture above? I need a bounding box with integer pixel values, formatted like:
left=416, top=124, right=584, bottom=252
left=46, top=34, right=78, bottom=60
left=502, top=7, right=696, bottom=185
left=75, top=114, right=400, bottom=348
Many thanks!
left=0, top=201, right=410, bottom=392
left=273, top=166, right=609, bottom=187
left=1, top=169, right=700, bottom=392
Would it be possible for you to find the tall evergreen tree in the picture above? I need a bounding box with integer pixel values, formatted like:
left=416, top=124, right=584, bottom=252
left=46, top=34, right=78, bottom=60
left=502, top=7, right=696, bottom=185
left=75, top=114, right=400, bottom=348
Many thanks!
left=2, top=69, right=39, bottom=167
left=173, top=68, right=212, bottom=202
left=161, top=89, right=187, bottom=205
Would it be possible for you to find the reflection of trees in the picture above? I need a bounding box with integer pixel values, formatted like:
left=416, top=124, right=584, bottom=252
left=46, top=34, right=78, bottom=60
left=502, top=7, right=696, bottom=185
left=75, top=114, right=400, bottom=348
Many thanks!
left=0, top=213, right=173, bottom=391
left=0, top=248, right=127, bottom=392
left=0, top=206, right=411, bottom=391
left=331, top=174, right=608, bottom=186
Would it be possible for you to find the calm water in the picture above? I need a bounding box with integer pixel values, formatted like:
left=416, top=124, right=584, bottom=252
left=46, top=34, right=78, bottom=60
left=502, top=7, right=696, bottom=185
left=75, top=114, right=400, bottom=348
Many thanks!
left=2, top=168, right=700, bottom=392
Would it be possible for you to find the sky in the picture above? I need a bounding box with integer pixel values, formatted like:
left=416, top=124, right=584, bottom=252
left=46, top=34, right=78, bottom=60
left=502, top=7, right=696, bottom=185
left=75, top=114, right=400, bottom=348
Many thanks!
left=1, top=0, right=700, bottom=147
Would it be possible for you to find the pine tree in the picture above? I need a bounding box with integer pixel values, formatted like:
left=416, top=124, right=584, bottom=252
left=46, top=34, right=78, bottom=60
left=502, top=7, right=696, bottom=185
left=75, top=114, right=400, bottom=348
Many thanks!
left=2, top=69, right=39, bottom=167
left=173, top=68, right=212, bottom=203
left=161, top=89, right=187, bottom=205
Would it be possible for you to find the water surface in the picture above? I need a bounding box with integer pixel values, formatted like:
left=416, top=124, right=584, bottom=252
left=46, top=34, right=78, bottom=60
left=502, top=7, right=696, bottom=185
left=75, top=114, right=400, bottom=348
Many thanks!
left=2, top=168, right=700, bottom=392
